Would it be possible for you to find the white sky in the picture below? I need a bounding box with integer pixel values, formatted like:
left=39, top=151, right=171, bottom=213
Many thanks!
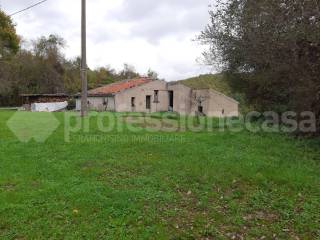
left=0, top=0, right=213, bottom=81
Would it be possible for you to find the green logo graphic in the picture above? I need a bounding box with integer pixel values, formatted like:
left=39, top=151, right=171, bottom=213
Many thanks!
left=7, top=112, right=60, bottom=143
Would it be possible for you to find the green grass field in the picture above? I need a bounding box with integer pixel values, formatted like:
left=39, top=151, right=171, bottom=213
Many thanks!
left=0, top=111, right=319, bottom=239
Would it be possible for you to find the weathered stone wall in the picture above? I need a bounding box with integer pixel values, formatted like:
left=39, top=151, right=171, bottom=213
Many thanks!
left=168, top=84, right=192, bottom=115
left=115, top=80, right=169, bottom=113
left=76, top=96, right=115, bottom=112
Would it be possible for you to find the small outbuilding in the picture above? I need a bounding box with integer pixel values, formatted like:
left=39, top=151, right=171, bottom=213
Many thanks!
left=21, top=93, right=69, bottom=112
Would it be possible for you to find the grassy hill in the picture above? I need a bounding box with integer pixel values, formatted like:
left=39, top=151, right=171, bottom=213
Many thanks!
left=177, top=73, right=233, bottom=96
left=0, top=111, right=319, bottom=239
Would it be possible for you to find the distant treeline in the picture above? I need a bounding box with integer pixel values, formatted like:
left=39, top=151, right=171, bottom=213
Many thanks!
left=0, top=10, right=158, bottom=106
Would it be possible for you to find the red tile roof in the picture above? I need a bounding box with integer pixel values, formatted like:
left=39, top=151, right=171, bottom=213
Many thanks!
left=88, top=78, right=153, bottom=96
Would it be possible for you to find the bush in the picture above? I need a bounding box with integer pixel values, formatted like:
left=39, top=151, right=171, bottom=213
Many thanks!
left=67, top=98, right=76, bottom=110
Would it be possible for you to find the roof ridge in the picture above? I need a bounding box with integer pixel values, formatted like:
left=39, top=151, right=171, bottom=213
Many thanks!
left=86, top=77, right=153, bottom=96
left=90, top=77, right=152, bottom=90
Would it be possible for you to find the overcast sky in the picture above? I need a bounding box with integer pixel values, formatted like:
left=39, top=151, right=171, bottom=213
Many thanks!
left=0, top=0, right=213, bottom=81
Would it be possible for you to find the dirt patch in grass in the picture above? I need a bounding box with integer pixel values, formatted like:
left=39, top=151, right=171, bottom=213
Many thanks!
left=0, top=182, right=17, bottom=192
left=123, top=116, right=185, bottom=132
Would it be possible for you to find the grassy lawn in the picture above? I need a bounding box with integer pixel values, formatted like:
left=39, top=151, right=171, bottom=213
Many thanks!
left=0, top=111, right=319, bottom=239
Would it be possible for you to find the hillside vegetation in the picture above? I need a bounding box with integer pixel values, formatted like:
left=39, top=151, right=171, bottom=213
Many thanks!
left=178, top=74, right=233, bottom=96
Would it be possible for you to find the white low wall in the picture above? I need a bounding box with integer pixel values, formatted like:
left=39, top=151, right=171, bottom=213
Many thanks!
left=31, top=102, right=68, bottom=112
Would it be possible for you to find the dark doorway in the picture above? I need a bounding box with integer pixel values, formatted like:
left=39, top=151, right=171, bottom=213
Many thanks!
left=131, top=97, right=136, bottom=111
left=146, top=95, right=151, bottom=110
left=198, top=105, right=203, bottom=114
left=154, top=90, right=159, bottom=103
left=168, top=91, right=174, bottom=111
left=131, top=97, right=135, bottom=107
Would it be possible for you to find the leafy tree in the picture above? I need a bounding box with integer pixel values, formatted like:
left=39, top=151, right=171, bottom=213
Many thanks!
left=33, top=34, right=65, bottom=59
left=63, top=57, right=81, bottom=94
left=118, top=63, right=140, bottom=80
left=31, top=34, right=66, bottom=93
left=0, top=34, right=66, bottom=106
left=199, top=0, right=320, bottom=133
left=0, top=10, right=19, bottom=59
left=94, top=66, right=117, bottom=85
left=0, top=10, right=20, bottom=105
left=147, top=68, right=159, bottom=79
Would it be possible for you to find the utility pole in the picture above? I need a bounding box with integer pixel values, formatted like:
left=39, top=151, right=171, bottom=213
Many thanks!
left=80, top=0, right=88, bottom=117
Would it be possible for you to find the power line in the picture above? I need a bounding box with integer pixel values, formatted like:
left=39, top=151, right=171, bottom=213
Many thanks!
left=9, top=0, right=48, bottom=17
